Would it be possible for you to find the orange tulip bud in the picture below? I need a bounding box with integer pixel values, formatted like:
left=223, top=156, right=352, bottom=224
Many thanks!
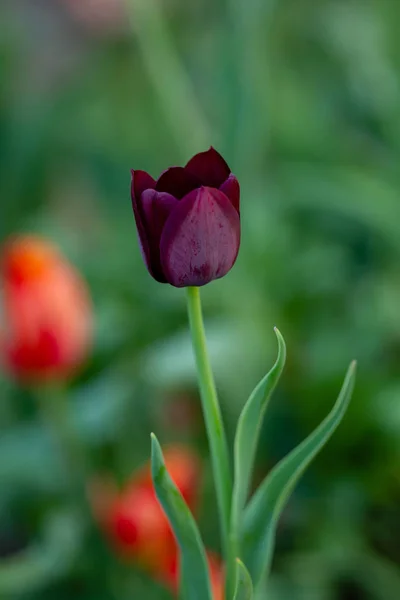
left=99, top=446, right=201, bottom=573
left=130, top=445, right=201, bottom=512
left=208, top=552, right=225, bottom=600
left=156, top=549, right=224, bottom=600
left=108, top=485, right=175, bottom=570
left=0, top=236, right=92, bottom=383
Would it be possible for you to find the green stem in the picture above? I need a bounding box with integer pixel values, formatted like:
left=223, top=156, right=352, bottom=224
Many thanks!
left=186, top=287, right=232, bottom=563
left=127, top=0, right=211, bottom=156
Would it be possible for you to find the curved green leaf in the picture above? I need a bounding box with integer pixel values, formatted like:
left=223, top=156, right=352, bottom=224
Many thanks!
left=151, top=434, right=212, bottom=600
left=242, top=361, right=356, bottom=587
left=234, top=559, right=254, bottom=600
left=232, top=328, right=286, bottom=528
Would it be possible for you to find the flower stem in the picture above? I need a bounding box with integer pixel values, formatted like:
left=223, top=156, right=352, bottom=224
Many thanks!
left=186, top=287, right=233, bottom=586
left=127, top=0, right=211, bottom=156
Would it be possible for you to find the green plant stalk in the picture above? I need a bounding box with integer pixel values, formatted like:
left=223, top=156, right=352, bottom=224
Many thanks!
left=186, top=287, right=234, bottom=592
left=127, top=0, right=211, bottom=156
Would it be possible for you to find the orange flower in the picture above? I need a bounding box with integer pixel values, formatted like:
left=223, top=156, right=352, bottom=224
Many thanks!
left=128, top=445, right=201, bottom=511
left=208, top=552, right=225, bottom=600
left=108, top=485, right=175, bottom=571
left=157, top=549, right=224, bottom=600
left=97, top=446, right=201, bottom=573
left=0, top=235, right=92, bottom=383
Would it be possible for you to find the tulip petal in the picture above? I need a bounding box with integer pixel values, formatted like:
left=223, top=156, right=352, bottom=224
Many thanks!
left=185, top=147, right=231, bottom=188
left=131, top=172, right=154, bottom=279
left=219, top=174, right=240, bottom=213
left=140, top=189, right=179, bottom=281
left=160, top=187, right=240, bottom=288
left=131, top=169, right=156, bottom=201
left=156, top=167, right=202, bottom=199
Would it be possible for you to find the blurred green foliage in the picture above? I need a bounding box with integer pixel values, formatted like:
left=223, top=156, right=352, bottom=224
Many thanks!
left=1, top=0, right=400, bottom=598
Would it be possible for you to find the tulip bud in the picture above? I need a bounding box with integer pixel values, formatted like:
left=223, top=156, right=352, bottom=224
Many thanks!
left=108, top=486, right=175, bottom=570
left=0, top=236, right=92, bottom=383
left=208, top=552, right=225, bottom=600
left=101, top=446, right=201, bottom=571
left=157, top=549, right=224, bottom=600
left=130, top=445, right=201, bottom=512
left=131, top=147, right=240, bottom=287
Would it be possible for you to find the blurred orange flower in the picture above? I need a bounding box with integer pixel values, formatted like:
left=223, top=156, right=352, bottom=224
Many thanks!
left=0, top=235, right=92, bottom=383
left=108, top=484, right=174, bottom=570
left=157, top=549, right=224, bottom=600
left=128, top=445, right=201, bottom=512
left=96, top=445, right=202, bottom=575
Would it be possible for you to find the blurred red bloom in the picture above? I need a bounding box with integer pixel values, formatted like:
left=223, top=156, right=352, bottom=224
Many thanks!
left=129, top=445, right=201, bottom=511
left=157, top=549, right=224, bottom=600
left=97, top=446, right=201, bottom=573
left=0, top=235, right=92, bottom=384
left=108, top=485, right=175, bottom=571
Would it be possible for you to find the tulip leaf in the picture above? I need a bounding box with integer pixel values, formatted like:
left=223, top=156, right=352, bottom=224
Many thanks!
left=234, top=559, right=254, bottom=600
left=151, top=434, right=212, bottom=600
left=242, top=361, right=356, bottom=587
left=232, top=328, right=286, bottom=530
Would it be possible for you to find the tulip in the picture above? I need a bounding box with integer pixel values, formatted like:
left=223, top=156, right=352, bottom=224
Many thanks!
left=0, top=236, right=92, bottom=383
left=131, top=147, right=240, bottom=287
left=129, top=445, right=201, bottom=511
left=157, top=549, right=224, bottom=600
left=101, top=446, right=201, bottom=570
left=108, top=485, right=175, bottom=570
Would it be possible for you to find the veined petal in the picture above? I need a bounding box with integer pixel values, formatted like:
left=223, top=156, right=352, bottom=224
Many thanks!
left=156, top=167, right=201, bottom=199
left=160, top=187, right=240, bottom=288
left=219, top=174, right=240, bottom=213
left=185, top=147, right=231, bottom=188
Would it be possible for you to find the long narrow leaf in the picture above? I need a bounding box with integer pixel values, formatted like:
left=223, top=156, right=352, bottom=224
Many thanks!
left=234, top=559, right=253, bottom=600
left=151, top=434, right=212, bottom=600
left=242, top=361, right=356, bottom=587
left=232, top=328, right=286, bottom=528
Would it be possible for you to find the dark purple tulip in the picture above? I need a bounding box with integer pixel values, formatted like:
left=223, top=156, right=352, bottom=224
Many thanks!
left=131, top=147, right=240, bottom=288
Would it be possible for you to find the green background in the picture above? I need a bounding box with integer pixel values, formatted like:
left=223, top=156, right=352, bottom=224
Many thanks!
left=1, top=0, right=400, bottom=598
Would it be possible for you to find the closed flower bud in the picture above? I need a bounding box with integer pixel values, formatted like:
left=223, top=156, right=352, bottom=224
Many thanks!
left=0, top=236, right=92, bottom=383
left=109, top=486, right=175, bottom=570
left=130, top=445, right=201, bottom=512
left=131, top=147, right=240, bottom=287
left=100, top=446, right=201, bottom=570
left=157, top=550, right=224, bottom=600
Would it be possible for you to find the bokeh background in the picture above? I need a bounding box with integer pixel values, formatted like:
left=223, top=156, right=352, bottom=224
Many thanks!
left=1, top=0, right=400, bottom=598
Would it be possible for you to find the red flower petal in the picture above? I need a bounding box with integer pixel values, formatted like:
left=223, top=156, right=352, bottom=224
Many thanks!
left=140, top=189, right=179, bottom=282
left=219, top=174, right=240, bottom=213
left=160, top=187, right=240, bottom=288
left=156, top=167, right=202, bottom=199
left=185, top=147, right=231, bottom=188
